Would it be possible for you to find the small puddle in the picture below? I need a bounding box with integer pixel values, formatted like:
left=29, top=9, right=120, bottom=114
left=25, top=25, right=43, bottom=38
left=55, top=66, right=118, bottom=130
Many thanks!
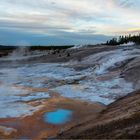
left=43, top=109, right=72, bottom=125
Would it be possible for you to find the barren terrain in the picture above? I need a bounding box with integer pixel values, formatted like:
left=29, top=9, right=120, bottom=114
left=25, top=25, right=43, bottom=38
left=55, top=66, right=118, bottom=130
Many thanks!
left=0, top=45, right=140, bottom=139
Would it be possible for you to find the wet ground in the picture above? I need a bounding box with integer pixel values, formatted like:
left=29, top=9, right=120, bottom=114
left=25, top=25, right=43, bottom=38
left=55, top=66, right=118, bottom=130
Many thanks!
left=0, top=96, right=104, bottom=139
left=0, top=45, right=140, bottom=138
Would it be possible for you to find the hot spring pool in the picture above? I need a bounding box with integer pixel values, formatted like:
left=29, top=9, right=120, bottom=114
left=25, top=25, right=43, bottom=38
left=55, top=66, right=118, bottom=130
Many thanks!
left=43, top=109, right=72, bottom=125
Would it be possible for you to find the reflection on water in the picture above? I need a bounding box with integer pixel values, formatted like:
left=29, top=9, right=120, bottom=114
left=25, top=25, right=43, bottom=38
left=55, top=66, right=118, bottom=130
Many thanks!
left=43, top=109, right=72, bottom=124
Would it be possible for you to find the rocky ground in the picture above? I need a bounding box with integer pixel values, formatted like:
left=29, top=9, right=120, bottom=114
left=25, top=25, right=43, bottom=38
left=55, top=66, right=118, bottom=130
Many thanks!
left=57, top=89, right=140, bottom=139
left=0, top=44, right=140, bottom=139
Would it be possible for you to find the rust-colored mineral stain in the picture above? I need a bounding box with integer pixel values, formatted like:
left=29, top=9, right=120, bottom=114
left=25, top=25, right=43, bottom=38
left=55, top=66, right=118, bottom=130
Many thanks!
left=0, top=97, right=105, bottom=139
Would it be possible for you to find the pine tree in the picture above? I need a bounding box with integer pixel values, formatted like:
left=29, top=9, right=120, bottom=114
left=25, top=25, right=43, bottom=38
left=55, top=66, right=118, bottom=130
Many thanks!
left=105, top=34, right=140, bottom=46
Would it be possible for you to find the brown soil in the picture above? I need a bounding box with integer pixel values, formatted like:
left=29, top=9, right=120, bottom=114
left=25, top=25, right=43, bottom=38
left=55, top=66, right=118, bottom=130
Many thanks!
left=57, top=90, right=140, bottom=139
left=0, top=96, right=105, bottom=139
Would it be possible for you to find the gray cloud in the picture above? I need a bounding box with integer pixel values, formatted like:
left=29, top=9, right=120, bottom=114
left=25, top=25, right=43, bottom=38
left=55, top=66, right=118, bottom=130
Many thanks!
left=118, top=0, right=133, bottom=8
left=0, top=28, right=113, bottom=45
left=0, top=0, right=139, bottom=45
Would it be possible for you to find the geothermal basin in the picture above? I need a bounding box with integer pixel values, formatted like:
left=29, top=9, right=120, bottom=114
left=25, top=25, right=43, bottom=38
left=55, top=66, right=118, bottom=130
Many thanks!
left=0, top=45, right=140, bottom=138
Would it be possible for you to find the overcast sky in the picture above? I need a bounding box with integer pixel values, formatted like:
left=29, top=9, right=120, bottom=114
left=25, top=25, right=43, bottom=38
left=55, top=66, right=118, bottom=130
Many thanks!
left=0, top=0, right=140, bottom=45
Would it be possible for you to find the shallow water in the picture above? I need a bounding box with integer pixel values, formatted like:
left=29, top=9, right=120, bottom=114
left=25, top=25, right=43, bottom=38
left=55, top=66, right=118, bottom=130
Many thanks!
left=43, top=109, right=72, bottom=124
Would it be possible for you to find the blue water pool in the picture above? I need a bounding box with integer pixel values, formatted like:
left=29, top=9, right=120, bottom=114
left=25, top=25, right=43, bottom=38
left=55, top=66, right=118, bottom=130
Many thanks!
left=43, top=109, right=72, bottom=125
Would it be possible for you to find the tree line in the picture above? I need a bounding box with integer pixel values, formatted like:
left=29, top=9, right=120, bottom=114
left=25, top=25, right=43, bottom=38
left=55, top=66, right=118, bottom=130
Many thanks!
left=105, top=34, right=140, bottom=45
left=0, top=45, right=74, bottom=51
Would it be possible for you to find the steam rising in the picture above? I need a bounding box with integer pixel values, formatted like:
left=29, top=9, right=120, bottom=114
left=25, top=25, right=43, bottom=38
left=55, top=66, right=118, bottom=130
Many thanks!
left=0, top=46, right=139, bottom=118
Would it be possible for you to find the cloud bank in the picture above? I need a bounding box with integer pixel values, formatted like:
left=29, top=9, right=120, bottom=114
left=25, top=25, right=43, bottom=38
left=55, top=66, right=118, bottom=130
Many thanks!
left=0, top=0, right=140, bottom=45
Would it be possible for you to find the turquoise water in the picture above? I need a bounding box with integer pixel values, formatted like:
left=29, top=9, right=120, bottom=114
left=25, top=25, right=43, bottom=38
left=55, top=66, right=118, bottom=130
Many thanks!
left=43, top=109, right=72, bottom=125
